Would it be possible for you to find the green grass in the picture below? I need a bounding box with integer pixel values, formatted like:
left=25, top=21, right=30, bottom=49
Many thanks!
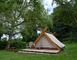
left=0, top=43, right=77, bottom=60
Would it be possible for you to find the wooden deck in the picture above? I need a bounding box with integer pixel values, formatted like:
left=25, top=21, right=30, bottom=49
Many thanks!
left=19, top=49, right=60, bottom=54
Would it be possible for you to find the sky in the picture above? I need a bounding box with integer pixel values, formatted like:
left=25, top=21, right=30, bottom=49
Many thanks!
left=43, top=0, right=57, bottom=14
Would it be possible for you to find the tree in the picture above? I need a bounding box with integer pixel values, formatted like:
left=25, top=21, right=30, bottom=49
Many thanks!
left=0, top=0, right=53, bottom=48
left=0, top=0, right=33, bottom=48
left=21, top=0, right=53, bottom=42
left=52, top=0, right=77, bottom=25
left=51, top=0, right=77, bottom=42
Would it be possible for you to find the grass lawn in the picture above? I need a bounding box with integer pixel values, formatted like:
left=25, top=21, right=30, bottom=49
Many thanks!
left=0, top=43, right=77, bottom=60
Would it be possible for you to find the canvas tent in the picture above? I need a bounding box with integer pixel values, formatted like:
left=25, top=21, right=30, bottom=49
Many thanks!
left=31, top=30, right=65, bottom=50
left=19, top=29, right=65, bottom=54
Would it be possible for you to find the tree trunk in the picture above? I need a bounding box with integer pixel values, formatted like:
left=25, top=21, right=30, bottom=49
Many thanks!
left=0, top=34, right=3, bottom=40
left=7, top=33, right=13, bottom=49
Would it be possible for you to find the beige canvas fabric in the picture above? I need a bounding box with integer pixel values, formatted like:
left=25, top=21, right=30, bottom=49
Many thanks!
left=45, top=33, right=65, bottom=48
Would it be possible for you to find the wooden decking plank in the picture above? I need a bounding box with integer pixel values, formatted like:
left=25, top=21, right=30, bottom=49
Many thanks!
left=19, top=49, right=60, bottom=54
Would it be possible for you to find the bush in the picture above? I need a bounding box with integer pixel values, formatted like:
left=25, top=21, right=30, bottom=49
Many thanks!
left=10, top=40, right=26, bottom=49
left=62, top=37, right=77, bottom=43
left=62, top=32, right=77, bottom=43
left=0, top=40, right=8, bottom=50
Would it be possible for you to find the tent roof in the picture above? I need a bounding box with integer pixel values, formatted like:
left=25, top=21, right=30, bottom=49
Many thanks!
left=45, top=33, right=65, bottom=48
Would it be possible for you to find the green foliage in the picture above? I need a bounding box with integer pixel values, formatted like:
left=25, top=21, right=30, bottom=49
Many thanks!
left=10, top=40, right=26, bottom=49
left=52, top=0, right=77, bottom=26
left=0, top=40, right=8, bottom=50
left=21, top=0, right=53, bottom=42
left=0, top=0, right=52, bottom=43
left=62, top=30, right=77, bottom=42
left=53, top=22, right=71, bottom=40
left=21, top=29, right=38, bottom=42
left=52, top=0, right=77, bottom=42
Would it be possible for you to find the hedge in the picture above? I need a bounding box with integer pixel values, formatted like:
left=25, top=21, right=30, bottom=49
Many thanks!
left=0, top=40, right=8, bottom=50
